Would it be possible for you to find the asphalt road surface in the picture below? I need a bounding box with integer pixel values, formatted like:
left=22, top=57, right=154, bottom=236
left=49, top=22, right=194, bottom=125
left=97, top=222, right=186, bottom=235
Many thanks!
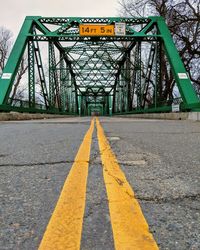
left=0, top=117, right=199, bottom=250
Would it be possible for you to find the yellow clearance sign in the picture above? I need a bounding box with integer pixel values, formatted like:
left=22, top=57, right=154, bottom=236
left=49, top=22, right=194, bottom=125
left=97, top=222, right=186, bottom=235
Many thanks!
left=79, top=24, right=115, bottom=36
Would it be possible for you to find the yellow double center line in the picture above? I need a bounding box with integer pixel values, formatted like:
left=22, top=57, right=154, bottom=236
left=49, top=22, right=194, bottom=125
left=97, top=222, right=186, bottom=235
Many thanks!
left=39, top=118, right=158, bottom=250
left=39, top=119, right=94, bottom=250
left=96, top=118, right=158, bottom=250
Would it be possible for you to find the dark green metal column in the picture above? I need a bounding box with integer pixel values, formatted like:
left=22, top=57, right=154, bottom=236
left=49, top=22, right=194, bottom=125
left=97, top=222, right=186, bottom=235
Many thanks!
left=49, top=42, right=56, bottom=109
left=126, top=52, right=131, bottom=111
left=135, top=41, right=142, bottom=109
left=155, top=41, right=162, bottom=108
left=72, top=75, right=78, bottom=114
left=60, top=55, right=67, bottom=111
left=49, top=42, right=62, bottom=110
left=28, top=40, right=35, bottom=108
left=121, top=65, right=126, bottom=112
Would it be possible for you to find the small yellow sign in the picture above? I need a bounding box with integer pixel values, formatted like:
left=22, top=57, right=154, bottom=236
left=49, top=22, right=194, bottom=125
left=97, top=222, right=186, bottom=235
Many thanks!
left=79, top=24, right=115, bottom=36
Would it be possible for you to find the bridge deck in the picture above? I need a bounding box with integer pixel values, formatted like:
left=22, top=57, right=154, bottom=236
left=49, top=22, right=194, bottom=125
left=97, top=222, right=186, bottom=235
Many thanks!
left=0, top=117, right=199, bottom=249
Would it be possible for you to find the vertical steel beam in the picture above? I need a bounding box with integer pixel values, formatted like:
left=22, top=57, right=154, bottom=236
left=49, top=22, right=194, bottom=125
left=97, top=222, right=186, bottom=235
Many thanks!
left=126, top=51, right=131, bottom=111
left=49, top=42, right=61, bottom=109
left=49, top=42, right=55, bottom=109
left=72, top=75, right=79, bottom=114
left=65, top=68, right=70, bottom=112
left=155, top=41, right=162, bottom=108
left=112, top=74, right=118, bottom=113
left=121, top=65, right=126, bottom=112
left=68, top=74, right=72, bottom=113
left=108, top=95, right=112, bottom=116
left=135, top=41, right=142, bottom=109
left=78, top=95, right=81, bottom=115
left=60, top=54, right=67, bottom=111
left=28, top=40, right=35, bottom=108
left=119, top=76, right=123, bottom=113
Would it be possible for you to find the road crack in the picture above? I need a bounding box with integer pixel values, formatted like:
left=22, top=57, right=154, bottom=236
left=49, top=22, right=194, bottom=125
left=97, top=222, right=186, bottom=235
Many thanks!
left=0, top=160, right=74, bottom=167
left=136, top=193, right=200, bottom=203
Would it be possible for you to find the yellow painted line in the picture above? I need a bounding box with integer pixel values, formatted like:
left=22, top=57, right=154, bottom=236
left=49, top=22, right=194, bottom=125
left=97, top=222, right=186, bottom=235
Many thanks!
left=96, top=118, right=159, bottom=250
left=39, top=119, right=94, bottom=250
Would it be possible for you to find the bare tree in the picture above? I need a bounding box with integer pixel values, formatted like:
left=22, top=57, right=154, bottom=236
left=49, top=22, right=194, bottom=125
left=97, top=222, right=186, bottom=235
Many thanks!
left=10, top=56, right=28, bottom=100
left=0, top=26, right=13, bottom=74
left=119, top=0, right=200, bottom=98
left=0, top=26, right=29, bottom=101
left=170, top=1, right=200, bottom=86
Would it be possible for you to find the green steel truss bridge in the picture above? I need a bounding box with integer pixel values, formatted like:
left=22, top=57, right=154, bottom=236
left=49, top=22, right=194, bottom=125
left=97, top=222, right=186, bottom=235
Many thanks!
left=0, top=16, right=199, bottom=115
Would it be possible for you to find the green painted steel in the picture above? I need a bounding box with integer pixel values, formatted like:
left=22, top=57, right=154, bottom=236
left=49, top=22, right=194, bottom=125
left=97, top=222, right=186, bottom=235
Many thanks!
left=0, top=17, right=34, bottom=104
left=155, top=17, right=199, bottom=106
left=0, top=16, right=199, bottom=115
left=34, top=39, right=49, bottom=109
left=28, top=40, right=35, bottom=108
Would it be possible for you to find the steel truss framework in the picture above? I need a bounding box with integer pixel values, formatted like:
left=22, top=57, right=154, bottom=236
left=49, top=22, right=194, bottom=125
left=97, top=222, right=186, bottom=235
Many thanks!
left=0, top=16, right=199, bottom=115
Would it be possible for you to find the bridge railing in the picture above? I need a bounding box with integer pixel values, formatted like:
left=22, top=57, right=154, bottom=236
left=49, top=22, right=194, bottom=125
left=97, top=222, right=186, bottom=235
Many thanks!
left=7, top=98, right=46, bottom=110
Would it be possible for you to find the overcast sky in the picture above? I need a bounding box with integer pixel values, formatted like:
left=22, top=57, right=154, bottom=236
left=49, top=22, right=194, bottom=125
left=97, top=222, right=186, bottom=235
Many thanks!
left=0, top=0, right=119, bottom=38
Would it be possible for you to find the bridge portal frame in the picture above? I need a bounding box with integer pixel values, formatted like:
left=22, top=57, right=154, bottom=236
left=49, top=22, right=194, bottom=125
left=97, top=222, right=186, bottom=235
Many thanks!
left=0, top=16, right=199, bottom=114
